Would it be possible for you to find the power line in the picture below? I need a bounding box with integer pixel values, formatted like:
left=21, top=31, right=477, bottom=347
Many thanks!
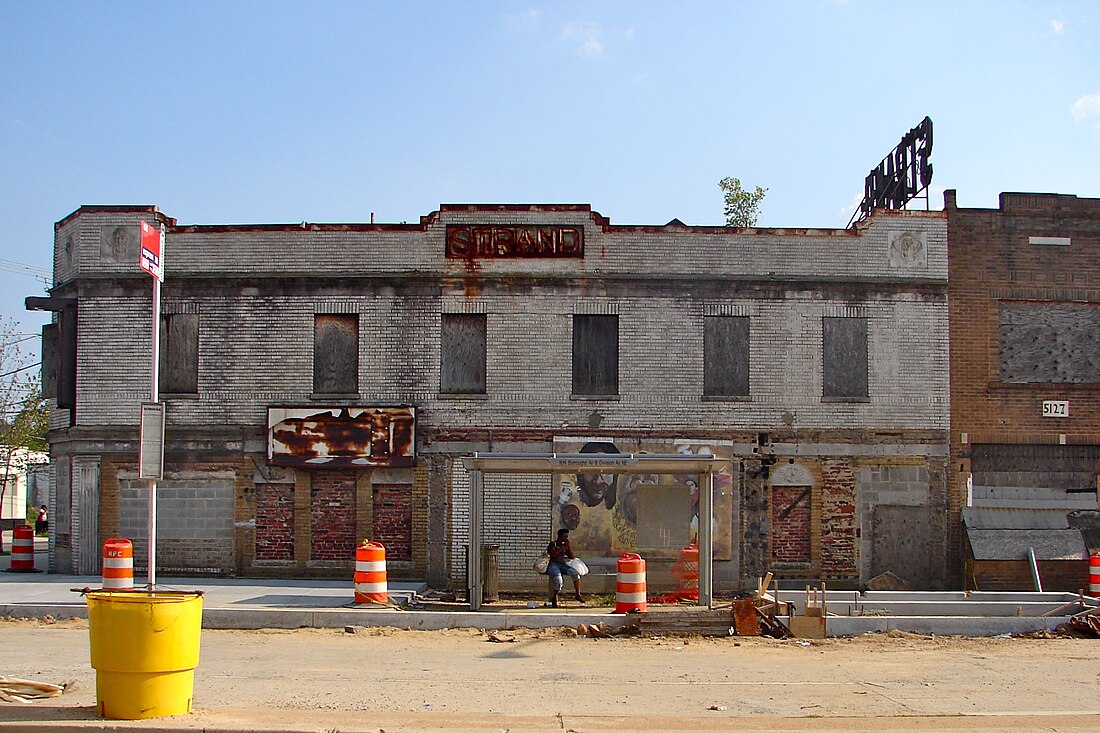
left=0, top=335, right=41, bottom=348
left=0, top=258, right=51, bottom=277
left=0, top=361, right=40, bottom=379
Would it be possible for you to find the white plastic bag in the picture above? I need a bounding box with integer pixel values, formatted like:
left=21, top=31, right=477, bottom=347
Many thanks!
left=567, top=558, right=589, bottom=576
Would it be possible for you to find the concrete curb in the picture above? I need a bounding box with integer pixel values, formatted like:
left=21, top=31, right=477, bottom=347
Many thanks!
left=2, top=602, right=631, bottom=631
left=827, top=615, right=1069, bottom=637
left=3, top=602, right=1079, bottom=636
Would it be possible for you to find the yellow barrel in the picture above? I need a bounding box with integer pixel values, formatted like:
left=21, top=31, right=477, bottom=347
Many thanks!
left=87, top=590, right=203, bottom=719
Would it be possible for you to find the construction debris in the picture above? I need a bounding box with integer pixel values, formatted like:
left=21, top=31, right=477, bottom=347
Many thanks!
left=638, top=609, right=735, bottom=636
left=866, top=571, right=913, bottom=591
left=1069, top=606, right=1100, bottom=637
left=0, top=677, right=72, bottom=704
left=788, top=584, right=828, bottom=639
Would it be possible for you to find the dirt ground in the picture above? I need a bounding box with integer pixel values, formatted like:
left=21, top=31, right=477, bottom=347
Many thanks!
left=2, top=617, right=1099, bottom=732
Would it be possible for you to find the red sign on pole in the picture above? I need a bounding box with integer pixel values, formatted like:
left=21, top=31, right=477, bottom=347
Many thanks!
left=139, top=220, right=164, bottom=281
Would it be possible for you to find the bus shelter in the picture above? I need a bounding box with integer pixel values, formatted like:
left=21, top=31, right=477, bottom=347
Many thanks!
left=460, top=452, right=725, bottom=611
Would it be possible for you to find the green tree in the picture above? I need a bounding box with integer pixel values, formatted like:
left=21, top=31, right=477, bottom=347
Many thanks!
left=719, top=177, right=768, bottom=227
left=9, top=387, right=47, bottom=452
left=0, top=319, right=45, bottom=550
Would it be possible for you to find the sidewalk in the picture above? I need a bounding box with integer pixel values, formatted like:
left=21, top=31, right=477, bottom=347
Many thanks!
left=0, top=530, right=627, bottom=632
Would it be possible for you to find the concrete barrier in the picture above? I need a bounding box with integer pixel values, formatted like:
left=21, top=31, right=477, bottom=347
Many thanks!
left=827, top=615, right=1069, bottom=637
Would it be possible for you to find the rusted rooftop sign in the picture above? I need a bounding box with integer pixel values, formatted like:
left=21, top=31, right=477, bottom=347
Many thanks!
left=851, top=116, right=933, bottom=225
left=445, top=224, right=584, bottom=259
left=267, top=406, right=415, bottom=468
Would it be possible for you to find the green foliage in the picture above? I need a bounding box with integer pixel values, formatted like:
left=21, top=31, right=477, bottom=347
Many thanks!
left=719, top=176, right=768, bottom=227
left=9, top=387, right=47, bottom=452
left=0, top=318, right=45, bottom=453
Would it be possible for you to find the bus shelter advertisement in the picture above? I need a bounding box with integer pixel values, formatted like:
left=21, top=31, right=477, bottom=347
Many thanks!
left=551, top=437, right=733, bottom=562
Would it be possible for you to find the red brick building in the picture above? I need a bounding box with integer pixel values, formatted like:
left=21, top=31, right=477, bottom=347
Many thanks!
left=947, top=190, right=1100, bottom=591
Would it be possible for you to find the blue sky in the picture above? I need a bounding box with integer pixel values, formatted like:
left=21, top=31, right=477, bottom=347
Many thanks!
left=1, top=1, right=1098, bottom=354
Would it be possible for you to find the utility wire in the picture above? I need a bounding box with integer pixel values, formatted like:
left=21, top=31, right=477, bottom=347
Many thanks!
left=0, top=335, right=41, bottom=348
left=0, top=362, right=40, bottom=379
left=0, top=258, right=51, bottom=277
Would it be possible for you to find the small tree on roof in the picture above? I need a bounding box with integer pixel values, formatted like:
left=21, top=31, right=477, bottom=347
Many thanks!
left=719, top=177, right=768, bottom=227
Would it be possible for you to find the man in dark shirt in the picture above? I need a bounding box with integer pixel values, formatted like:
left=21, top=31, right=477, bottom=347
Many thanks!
left=546, top=528, right=583, bottom=606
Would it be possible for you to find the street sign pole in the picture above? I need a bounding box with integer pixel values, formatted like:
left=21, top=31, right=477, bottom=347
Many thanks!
left=148, top=270, right=160, bottom=590
left=138, top=221, right=165, bottom=591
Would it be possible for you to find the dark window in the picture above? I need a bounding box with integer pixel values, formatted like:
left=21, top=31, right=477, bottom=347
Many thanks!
left=999, top=303, right=1100, bottom=383
left=58, top=305, right=77, bottom=410
left=822, top=317, right=868, bottom=399
left=440, top=314, right=487, bottom=394
left=159, top=313, right=199, bottom=394
left=313, top=314, right=359, bottom=394
left=572, top=315, right=618, bottom=396
left=41, top=323, right=58, bottom=401
left=704, top=316, right=749, bottom=396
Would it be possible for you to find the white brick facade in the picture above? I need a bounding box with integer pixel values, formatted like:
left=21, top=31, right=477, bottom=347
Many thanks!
left=40, top=204, right=949, bottom=590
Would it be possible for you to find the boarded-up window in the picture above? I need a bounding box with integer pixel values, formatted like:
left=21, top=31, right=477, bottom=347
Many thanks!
left=373, top=484, right=412, bottom=561
left=572, top=315, right=618, bottom=396
left=823, top=317, right=868, bottom=399
left=999, top=303, right=1100, bottom=383
left=254, top=483, right=294, bottom=561
left=440, top=314, right=486, bottom=394
left=41, top=323, right=58, bottom=401
left=704, top=316, right=749, bottom=396
left=772, top=486, right=812, bottom=564
left=313, top=314, right=359, bottom=394
left=159, top=314, right=199, bottom=394
left=58, top=305, right=77, bottom=410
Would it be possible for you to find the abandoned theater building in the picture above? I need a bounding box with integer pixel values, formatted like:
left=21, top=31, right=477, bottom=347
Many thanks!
left=33, top=202, right=954, bottom=592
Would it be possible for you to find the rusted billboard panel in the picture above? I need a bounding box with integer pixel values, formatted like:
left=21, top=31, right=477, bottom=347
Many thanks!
left=268, top=406, right=415, bottom=468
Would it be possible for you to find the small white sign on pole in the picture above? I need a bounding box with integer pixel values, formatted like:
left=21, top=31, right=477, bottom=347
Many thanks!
left=139, top=402, right=165, bottom=480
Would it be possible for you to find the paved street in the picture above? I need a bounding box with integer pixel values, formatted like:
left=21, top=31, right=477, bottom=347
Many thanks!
left=2, top=621, right=1100, bottom=732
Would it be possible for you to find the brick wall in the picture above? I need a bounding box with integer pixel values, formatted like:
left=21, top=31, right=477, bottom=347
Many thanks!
left=948, top=191, right=1100, bottom=587
left=47, top=204, right=949, bottom=588
left=255, top=483, right=294, bottom=561
left=448, top=458, right=555, bottom=590
left=820, top=460, right=858, bottom=577
left=771, top=486, right=811, bottom=563
left=310, top=471, right=357, bottom=562
left=118, top=467, right=235, bottom=574
left=56, top=205, right=948, bottom=434
left=857, top=460, right=948, bottom=588
left=372, top=485, right=412, bottom=561
left=967, top=559, right=1088, bottom=592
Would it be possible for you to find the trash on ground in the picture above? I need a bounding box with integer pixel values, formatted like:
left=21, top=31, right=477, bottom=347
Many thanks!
left=0, top=677, right=72, bottom=704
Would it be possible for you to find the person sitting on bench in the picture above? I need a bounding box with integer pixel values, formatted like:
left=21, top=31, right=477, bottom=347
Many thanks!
left=546, top=528, right=583, bottom=607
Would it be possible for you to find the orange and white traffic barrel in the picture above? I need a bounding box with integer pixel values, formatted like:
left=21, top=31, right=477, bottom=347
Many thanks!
left=615, top=553, right=647, bottom=613
left=354, top=541, right=388, bottom=605
left=671, top=541, right=700, bottom=601
left=9, top=525, right=35, bottom=571
left=1090, top=552, right=1100, bottom=598
left=101, top=538, right=134, bottom=590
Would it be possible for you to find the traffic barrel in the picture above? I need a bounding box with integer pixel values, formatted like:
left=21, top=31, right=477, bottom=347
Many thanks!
left=354, top=541, right=388, bottom=605
left=102, top=538, right=134, bottom=590
left=9, top=525, right=35, bottom=571
left=1090, top=552, right=1100, bottom=598
left=671, top=541, right=700, bottom=601
left=615, top=553, right=647, bottom=613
